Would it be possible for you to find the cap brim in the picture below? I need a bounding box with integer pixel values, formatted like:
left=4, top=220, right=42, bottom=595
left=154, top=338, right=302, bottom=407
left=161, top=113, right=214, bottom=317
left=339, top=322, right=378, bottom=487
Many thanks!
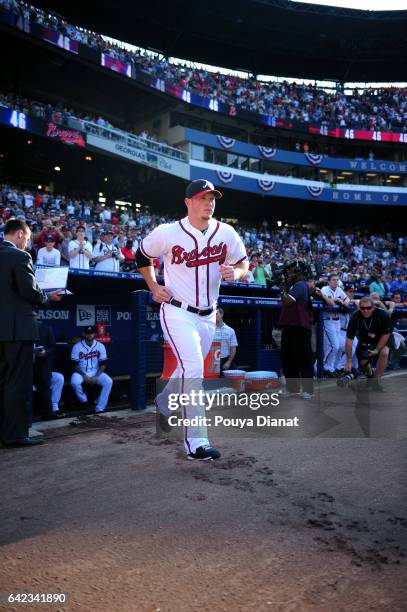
left=190, top=188, right=223, bottom=200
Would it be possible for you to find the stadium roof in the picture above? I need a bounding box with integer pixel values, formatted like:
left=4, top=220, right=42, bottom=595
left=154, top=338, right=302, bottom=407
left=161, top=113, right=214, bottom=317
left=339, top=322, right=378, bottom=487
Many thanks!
left=33, top=0, right=407, bottom=83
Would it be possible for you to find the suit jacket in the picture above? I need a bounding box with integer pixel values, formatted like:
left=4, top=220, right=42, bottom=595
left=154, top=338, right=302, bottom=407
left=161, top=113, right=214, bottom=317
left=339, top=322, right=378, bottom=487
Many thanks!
left=0, top=241, right=49, bottom=341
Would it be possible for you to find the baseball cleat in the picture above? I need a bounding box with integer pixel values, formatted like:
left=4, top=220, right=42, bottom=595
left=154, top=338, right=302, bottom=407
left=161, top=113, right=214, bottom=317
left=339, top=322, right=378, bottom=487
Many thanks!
left=187, top=445, right=221, bottom=461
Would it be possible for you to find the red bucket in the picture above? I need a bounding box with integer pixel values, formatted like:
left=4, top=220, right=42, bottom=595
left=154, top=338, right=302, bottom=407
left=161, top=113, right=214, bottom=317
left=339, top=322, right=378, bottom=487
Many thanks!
left=161, top=342, right=221, bottom=380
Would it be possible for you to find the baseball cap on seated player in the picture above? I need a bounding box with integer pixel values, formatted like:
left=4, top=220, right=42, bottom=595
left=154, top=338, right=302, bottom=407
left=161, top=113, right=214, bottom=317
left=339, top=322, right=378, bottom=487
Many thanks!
left=185, top=179, right=222, bottom=200
left=84, top=326, right=97, bottom=334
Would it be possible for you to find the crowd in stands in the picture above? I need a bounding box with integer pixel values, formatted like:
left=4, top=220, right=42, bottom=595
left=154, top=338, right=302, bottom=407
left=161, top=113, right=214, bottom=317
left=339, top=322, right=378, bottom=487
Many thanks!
left=2, top=0, right=407, bottom=133
left=1, top=183, right=407, bottom=299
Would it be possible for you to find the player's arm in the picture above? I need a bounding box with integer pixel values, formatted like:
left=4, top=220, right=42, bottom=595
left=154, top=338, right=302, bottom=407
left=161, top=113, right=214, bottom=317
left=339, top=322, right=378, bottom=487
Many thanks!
left=135, top=248, right=172, bottom=303
left=220, top=260, right=249, bottom=282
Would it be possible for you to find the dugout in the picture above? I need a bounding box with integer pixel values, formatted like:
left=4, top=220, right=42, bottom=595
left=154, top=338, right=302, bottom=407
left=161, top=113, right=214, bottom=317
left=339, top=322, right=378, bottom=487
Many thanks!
left=33, top=270, right=407, bottom=415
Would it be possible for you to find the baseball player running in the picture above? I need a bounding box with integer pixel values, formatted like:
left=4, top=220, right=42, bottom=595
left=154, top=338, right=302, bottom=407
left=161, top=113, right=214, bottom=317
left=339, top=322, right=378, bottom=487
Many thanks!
left=136, top=179, right=248, bottom=460
left=71, top=326, right=113, bottom=413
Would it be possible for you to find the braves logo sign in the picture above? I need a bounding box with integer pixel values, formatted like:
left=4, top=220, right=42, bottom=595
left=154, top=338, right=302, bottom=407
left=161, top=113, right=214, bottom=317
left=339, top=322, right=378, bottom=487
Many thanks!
left=46, top=122, right=85, bottom=147
left=172, top=242, right=227, bottom=267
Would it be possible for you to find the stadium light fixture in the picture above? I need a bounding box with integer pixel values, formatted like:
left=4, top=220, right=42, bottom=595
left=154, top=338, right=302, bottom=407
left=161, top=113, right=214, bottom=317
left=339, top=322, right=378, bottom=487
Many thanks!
left=277, top=220, right=282, bottom=227
left=99, top=192, right=104, bottom=197
left=342, top=172, right=353, bottom=175
left=389, top=175, right=400, bottom=179
left=366, top=173, right=377, bottom=177
left=104, top=177, right=108, bottom=182
left=27, top=139, right=32, bottom=145
left=37, top=185, right=42, bottom=189
left=99, top=197, right=106, bottom=203
left=54, top=166, right=61, bottom=172
left=85, top=155, right=92, bottom=161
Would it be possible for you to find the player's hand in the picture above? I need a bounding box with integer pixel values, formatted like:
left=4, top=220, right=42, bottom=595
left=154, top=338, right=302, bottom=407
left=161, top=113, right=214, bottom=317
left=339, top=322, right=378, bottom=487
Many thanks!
left=220, top=264, right=236, bottom=282
left=152, top=284, right=172, bottom=303
left=368, top=348, right=379, bottom=357
left=345, top=358, right=352, bottom=373
left=49, top=290, right=64, bottom=301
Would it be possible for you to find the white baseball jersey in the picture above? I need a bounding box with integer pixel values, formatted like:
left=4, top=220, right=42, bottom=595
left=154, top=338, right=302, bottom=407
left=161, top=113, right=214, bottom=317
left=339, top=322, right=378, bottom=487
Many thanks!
left=92, top=243, right=124, bottom=272
left=140, top=216, right=247, bottom=308
left=71, top=340, right=107, bottom=376
left=68, top=239, right=93, bottom=269
left=36, top=247, right=61, bottom=267
left=321, top=285, right=349, bottom=318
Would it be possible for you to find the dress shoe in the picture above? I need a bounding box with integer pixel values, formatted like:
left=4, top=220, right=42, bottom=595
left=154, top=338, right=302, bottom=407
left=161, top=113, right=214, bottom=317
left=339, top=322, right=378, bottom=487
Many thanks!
left=2, top=437, right=44, bottom=447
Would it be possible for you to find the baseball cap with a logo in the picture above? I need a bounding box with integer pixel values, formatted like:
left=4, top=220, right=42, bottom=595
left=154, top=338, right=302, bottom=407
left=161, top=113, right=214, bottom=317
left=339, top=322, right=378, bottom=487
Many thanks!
left=185, top=179, right=222, bottom=200
left=84, top=326, right=97, bottom=334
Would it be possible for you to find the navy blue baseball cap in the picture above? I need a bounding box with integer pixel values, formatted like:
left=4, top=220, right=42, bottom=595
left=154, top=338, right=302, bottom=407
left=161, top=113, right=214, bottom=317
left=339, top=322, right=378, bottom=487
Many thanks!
left=84, top=326, right=97, bottom=334
left=185, top=179, right=222, bottom=200
left=344, top=283, right=355, bottom=290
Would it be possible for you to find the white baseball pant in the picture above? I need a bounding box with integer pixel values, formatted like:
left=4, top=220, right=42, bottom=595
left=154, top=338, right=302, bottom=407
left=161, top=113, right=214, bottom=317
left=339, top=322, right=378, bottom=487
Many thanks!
left=323, top=319, right=342, bottom=372
left=157, top=303, right=216, bottom=454
left=51, top=371, right=64, bottom=412
left=71, top=372, right=113, bottom=412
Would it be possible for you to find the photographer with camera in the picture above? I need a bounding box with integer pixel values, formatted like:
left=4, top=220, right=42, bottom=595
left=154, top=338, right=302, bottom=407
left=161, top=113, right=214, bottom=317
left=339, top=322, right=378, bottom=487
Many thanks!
left=277, top=260, right=317, bottom=399
left=68, top=225, right=93, bottom=269
left=92, top=229, right=124, bottom=272
left=320, top=273, right=350, bottom=377
left=345, top=296, right=392, bottom=392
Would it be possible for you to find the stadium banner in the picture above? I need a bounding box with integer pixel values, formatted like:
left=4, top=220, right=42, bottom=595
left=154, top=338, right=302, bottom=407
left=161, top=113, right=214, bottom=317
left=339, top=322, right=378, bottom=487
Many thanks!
left=190, top=163, right=407, bottom=206
left=39, top=27, right=79, bottom=54
left=86, top=133, right=190, bottom=179
left=185, top=128, right=407, bottom=175
left=101, top=53, right=132, bottom=78
left=0, top=105, right=87, bottom=148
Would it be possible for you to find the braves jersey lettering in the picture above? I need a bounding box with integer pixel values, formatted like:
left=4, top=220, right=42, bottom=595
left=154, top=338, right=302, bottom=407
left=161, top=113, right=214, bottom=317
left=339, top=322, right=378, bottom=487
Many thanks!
left=141, top=216, right=247, bottom=308
left=171, top=242, right=227, bottom=266
left=71, top=340, right=107, bottom=376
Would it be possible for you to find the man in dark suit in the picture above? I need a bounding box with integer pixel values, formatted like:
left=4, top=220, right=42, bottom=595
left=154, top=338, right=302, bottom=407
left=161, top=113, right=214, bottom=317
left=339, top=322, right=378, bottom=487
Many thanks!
left=0, top=219, right=63, bottom=447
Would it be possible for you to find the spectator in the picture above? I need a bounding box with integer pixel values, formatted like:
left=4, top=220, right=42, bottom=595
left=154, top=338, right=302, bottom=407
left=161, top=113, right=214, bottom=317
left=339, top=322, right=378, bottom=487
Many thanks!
left=92, top=229, right=124, bottom=272
left=121, top=238, right=137, bottom=272
left=369, top=274, right=386, bottom=297
left=252, top=257, right=270, bottom=287
left=36, top=235, right=61, bottom=266
left=68, top=226, right=93, bottom=269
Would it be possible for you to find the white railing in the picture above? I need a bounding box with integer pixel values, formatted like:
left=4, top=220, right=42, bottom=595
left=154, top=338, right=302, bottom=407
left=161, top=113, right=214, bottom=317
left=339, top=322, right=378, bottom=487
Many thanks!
left=83, top=121, right=189, bottom=163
